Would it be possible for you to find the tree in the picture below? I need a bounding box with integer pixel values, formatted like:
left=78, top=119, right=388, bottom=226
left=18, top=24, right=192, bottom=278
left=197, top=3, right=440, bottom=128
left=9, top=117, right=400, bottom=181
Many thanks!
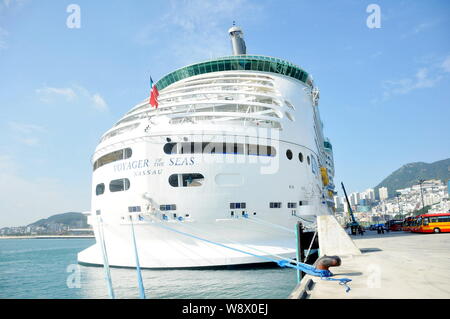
left=412, top=205, right=431, bottom=216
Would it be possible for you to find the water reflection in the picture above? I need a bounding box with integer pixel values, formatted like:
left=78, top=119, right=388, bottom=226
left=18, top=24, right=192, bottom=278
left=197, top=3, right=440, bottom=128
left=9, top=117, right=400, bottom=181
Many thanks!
left=79, top=265, right=297, bottom=299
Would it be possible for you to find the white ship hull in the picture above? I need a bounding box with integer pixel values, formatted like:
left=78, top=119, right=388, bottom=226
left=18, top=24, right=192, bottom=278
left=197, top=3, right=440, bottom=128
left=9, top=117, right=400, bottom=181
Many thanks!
left=78, top=219, right=298, bottom=268
left=78, top=52, right=336, bottom=269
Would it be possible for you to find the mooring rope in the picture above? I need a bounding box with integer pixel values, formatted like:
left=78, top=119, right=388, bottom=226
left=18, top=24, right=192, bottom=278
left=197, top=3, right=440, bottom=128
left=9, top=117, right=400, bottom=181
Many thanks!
left=176, top=219, right=299, bottom=265
left=142, top=216, right=352, bottom=293
left=129, top=215, right=146, bottom=299
left=303, top=229, right=318, bottom=263
left=243, top=215, right=296, bottom=234
left=95, top=213, right=115, bottom=299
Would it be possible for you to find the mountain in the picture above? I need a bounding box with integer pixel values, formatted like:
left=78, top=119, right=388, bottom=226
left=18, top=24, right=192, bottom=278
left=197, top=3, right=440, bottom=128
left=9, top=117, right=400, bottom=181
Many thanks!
left=28, top=212, right=87, bottom=228
left=375, top=158, right=450, bottom=198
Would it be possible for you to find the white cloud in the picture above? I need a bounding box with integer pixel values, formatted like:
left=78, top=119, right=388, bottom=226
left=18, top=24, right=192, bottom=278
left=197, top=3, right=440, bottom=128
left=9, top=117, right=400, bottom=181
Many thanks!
left=0, top=0, right=28, bottom=49
left=413, top=22, right=434, bottom=34
left=441, top=56, right=450, bottom=73
left=401, top=20, right=439, bottom=39
left=8, top=122, right=46, bottom=146
left=92, top=93, right=107, bottom=111
left=381, top=56, right=450, bottom=100
left=382, top=68, right=441, bottom=98
left=1, top=0, right=27, bottom=9
left=0, top=155, right=89, bottom=228
left=0, top=26, right=8, bottom=49
left=8, top=122, right=45, bottom=134
left=35, top=86, right=77, bottom=102
left=135, top=0, right=264, bottom=65
left=35, top=85, right=108, bottom=111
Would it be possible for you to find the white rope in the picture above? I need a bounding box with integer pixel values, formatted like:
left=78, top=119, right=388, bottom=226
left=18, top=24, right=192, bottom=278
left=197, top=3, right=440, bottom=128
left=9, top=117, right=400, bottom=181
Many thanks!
left=244, top=216, right=296, bottom=234
left=142, top=215, right=300, bottom=266
left=96, top=213, right=115, bottom=299
left=178, top=219, right=299, bottom=265
left=303, top=229, right=318, bottom=263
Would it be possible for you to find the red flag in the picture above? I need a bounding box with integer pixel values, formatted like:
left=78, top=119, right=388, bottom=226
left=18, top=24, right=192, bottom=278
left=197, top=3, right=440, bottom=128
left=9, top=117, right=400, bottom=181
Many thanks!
left=149, top=77, right=159, bottom=108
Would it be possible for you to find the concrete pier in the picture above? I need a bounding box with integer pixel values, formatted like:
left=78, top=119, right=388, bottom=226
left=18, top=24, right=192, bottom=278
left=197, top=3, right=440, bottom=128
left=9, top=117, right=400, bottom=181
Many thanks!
left=289, top=231, right=450, bottom=299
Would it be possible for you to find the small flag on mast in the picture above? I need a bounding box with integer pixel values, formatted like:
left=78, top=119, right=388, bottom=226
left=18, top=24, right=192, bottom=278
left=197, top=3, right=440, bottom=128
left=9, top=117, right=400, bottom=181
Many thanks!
left=149, top=76, right=159, bottom=108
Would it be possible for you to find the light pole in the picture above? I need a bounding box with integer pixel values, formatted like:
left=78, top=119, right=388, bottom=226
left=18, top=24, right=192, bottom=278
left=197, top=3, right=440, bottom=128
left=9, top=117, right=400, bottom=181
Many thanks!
left=418, top=179, right=425, bottom=209
left=396, top=193, right=402, bottom=218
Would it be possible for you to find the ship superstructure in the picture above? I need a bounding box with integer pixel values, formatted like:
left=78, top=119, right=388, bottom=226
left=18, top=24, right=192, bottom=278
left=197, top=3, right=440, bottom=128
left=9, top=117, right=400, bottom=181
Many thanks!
left=78, top=26, right=336, bottom=268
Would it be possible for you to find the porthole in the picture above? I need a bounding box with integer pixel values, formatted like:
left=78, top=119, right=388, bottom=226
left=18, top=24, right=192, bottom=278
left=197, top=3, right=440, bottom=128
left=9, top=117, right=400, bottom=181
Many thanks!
left=95, top=183, right=105, bottom=196
left=307, top=156, right=311, bottom=165
left=298, top=152, right=303, bottom=163
left=286, top=149, right=293, bottom=160
left=163, top=143, right=177, bottom=154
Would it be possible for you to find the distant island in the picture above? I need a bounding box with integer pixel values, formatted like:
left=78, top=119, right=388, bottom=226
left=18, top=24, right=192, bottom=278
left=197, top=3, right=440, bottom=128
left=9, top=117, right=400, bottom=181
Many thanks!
left=0, top=212, right=94, bottom=238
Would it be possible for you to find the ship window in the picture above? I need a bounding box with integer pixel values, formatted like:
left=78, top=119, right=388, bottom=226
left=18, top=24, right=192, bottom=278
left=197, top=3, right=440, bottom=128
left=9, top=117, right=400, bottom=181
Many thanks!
left=248, top=144, right=276, bottom=157
left=163, top=143, right=177, bottom=154
left=160, top=204, right=177, bottom=211
left=286, top=150, right=293, bottom=160
left=163, top=142, right=276, bottom=157
left=299, top=152, right=304, bottom=162
left=307, top=156, right=311, bottom=165
left=96, top=183, right=105, bottom=196
left=109, top=178, right=130, bottom=192
left=168, top=173, right=204, bottom=187
left=93, top=148, right=132, bottom=171
left=270, top=202, right=282, bottom=208
left=230, top=202, right=246, bottom=209
left=288, top=202, right=297, bottom=208
left=128, top=206, right=141, bottom=213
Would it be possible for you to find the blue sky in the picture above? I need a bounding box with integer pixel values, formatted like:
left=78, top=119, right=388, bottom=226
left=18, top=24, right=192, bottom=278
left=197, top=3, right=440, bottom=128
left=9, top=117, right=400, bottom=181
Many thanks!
left=0, top=0, right=449, bottom=227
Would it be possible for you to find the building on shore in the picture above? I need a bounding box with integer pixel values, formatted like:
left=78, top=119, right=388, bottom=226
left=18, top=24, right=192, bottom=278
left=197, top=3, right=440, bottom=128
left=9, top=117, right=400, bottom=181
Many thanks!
left=379, top=187, right=388, bottom=201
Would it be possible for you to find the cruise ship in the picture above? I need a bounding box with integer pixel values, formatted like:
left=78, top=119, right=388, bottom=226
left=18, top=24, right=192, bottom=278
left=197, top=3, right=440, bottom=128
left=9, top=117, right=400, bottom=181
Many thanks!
left=78, top=26, right=336, bottom=269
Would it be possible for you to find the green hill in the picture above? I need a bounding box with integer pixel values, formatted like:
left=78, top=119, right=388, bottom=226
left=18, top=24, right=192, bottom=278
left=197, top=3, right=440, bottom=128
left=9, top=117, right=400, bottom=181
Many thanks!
left=375, top=158, right=450, bottom=198
left=28, top=212, right=87, bottom=228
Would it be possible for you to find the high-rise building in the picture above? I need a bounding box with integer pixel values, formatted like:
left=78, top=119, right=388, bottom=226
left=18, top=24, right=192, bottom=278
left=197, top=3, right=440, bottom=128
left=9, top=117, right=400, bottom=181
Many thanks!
left=334, top=196, right=344, bottom=211
left=379, top=187, right=388, bottom=201
left=350, top=192, right=359, bottom=206
left=447, top=180, right=450, bottom=198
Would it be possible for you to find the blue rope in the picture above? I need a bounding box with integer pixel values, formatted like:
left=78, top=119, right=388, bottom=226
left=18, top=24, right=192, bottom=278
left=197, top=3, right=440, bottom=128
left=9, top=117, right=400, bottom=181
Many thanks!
left=129, top=216, right=146, bottom=299
left=96, top=214, right=115, bottom=299
left=146, top=219, right=352, bottom=293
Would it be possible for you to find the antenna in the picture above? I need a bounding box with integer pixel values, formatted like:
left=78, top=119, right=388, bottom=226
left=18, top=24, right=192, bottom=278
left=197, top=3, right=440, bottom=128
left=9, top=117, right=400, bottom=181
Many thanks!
left=228, top=24, right=246, bottom=55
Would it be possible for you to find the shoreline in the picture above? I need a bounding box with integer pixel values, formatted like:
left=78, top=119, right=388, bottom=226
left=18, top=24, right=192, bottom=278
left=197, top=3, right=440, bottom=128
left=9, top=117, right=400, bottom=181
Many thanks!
left=0, top=235, right=95, bottom=239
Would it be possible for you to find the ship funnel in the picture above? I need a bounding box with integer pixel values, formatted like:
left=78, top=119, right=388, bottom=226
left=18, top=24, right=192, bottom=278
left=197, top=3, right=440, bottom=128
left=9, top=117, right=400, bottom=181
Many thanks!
left=228, top=25, right=246, bottom=55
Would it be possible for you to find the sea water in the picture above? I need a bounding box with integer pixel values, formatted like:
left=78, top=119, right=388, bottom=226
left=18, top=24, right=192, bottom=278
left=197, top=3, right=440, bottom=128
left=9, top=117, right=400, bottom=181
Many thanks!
left=0, top=238, right=297, bottom=299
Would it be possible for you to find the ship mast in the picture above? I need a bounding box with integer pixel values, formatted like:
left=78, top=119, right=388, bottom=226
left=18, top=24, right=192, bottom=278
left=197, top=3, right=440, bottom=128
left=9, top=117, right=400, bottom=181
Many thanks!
left=228, top=23, right=247, bottom=55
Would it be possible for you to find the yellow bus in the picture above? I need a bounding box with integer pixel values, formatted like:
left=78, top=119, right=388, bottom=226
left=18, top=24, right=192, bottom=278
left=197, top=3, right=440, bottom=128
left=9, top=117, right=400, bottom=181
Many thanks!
left=412, top=213, right=450, bottom=233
